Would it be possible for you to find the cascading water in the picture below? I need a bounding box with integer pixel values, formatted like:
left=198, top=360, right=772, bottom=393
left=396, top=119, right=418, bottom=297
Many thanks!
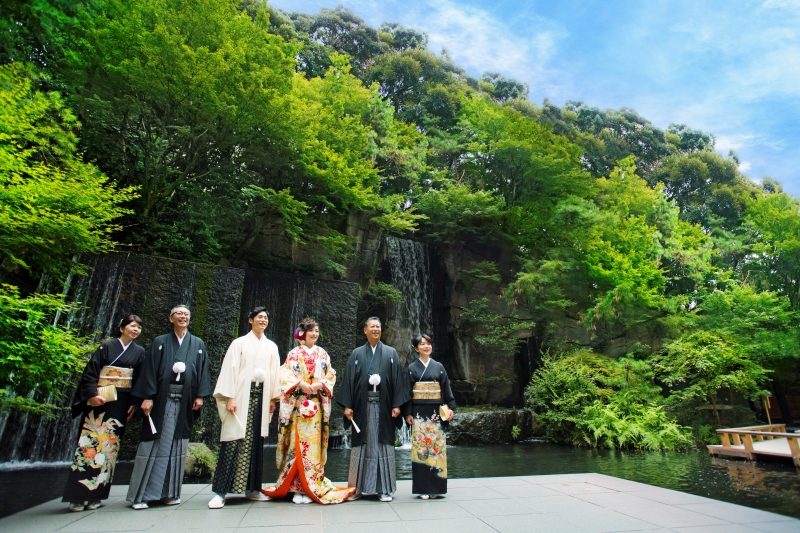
left=384, top=236, right=433, bottom=361
left=396, top=420, right=412, bottom=449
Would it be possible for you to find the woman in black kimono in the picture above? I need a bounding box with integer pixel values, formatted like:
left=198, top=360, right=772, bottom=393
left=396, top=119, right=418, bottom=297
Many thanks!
left=63, top=314, right=145, bottom=512
left=404, top=334, right=456, bottom=499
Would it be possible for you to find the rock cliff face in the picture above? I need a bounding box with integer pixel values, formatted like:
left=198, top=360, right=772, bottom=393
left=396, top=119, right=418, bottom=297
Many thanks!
left=446, top=408, right=535, bottom=445
left=237, top=209, right=537, bottom=408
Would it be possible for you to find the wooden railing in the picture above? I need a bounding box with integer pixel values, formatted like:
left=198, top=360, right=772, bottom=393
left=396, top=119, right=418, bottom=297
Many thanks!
left=711, top=424, right=800, bottom=467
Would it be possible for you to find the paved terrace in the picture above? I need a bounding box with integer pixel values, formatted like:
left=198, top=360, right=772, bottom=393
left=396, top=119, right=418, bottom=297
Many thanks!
left=1, top=474, right=798, bottom=532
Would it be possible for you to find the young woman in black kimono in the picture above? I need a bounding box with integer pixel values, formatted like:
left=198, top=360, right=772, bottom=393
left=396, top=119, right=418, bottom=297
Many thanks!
left=62, top=314, right=145, bottom=512
left=404, top=334, right=456, bottom=499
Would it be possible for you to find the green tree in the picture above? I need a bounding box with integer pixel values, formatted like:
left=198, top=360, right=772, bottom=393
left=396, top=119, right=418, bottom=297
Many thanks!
left=414, top=183, right=505, bottom=242
left=512, top=157, right=692, bottom=344
left=742, top=192, right=800, bottom=310
left=538, top=102, right=676, bottom=179
left=648, top=151, right=754, bottom=233
left=379, top=23, right=428, bottom=52
left=59, top=0, right=298, bottom=261
left=657, top=330, right=770, bottom=425
left=0, top=62, right=136, bottom=279
left=300, top=7, right=387, bottom=76
left=480, top=72, right=528, bottom=102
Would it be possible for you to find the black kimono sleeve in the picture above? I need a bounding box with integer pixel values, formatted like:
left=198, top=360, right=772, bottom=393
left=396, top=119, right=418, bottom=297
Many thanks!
left=194, top=340, right=212, bottom=398
left=336, top=351, right=357, bottom=411
left=390, top=351, right=411, bottom=410
left=439, top=362, right=456, bottom=412
left=132, top=339, right=162, bottom=401
left=402, top=363, right=417, bottom=417
left=70, top=343, right=108, bottom=417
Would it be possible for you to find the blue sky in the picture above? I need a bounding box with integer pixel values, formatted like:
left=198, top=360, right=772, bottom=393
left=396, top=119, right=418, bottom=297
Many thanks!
left=269, top=0, right=800, bottom=197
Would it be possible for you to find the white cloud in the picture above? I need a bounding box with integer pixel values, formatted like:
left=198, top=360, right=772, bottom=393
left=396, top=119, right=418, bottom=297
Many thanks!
left=372, top=0, right=568, bottom=94
left=715, top=134, right=753, bottom=154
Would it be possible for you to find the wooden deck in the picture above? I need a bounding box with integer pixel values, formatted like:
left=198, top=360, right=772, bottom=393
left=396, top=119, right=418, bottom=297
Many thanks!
left=707, top=423, right=800, bottom=467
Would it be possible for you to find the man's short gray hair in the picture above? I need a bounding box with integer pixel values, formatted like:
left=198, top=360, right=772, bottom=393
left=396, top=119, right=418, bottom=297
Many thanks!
left=364, top=316, right=381, bottom=327
left=170, top=304, right=191, bottom=316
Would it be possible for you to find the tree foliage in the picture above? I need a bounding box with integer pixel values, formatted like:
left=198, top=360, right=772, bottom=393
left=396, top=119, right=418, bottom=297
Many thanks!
left=0, top=62, right=136, bottom=278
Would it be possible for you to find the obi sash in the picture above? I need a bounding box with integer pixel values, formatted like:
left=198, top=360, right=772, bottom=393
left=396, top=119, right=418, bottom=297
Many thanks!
left=98, top=366, right=134, bottom=390
left=412, top=381, right=441, bottom=401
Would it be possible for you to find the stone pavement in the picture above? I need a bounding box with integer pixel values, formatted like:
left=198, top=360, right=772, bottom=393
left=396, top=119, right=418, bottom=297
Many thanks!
left=1, top=473, right=798, bottom=532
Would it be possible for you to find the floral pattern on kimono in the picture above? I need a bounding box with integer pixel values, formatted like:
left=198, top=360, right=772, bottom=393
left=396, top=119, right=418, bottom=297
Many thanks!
left=411, top=413, right=448, bottom=477
left=71, top=412, right=123, bottom=491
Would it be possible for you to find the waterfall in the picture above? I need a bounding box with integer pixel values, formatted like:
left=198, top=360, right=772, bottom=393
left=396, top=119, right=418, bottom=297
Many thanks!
left=384, top=237, right=433, bottom=360
left=396, top=419, right=412, bottom=449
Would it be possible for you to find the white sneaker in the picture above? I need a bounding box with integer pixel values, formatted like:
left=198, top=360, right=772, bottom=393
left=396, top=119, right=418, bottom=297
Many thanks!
left=130, top=502, right=149, bottom=510
left=208, top=495, right=225, bottom=509
left=85, top=500, right=103, bottom=510
left=379, top=493, right=393, bottom=502
left=292, top=493, right=305, bottom=504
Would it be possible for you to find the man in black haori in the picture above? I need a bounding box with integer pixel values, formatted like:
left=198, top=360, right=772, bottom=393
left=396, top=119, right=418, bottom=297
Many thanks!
left=126, top=304, right=212, bottom=510
left=338, top=317, right=409, bottom=502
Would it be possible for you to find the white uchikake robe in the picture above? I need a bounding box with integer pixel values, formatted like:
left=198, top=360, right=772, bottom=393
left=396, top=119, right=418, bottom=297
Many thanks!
left=213, top=331, right=280, bottom=442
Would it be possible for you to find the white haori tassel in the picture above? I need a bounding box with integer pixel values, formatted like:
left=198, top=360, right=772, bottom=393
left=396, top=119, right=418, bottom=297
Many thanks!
left=172, top=361, right=186, bottom=382
left=253, top=368, right=266, bottom=383
left=368, top=373, right=381, bottom=392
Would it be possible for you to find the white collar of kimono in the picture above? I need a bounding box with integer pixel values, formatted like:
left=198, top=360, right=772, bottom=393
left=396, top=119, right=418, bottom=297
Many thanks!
left=247, top=330, right=266, bottom=341
left=176, top=332, right=186, bottom=345
left=418, top=357, right=430, bottom=368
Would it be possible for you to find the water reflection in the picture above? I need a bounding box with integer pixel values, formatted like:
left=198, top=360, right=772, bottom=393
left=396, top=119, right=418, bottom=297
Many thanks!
left=2, top=443, right=799, bottom=519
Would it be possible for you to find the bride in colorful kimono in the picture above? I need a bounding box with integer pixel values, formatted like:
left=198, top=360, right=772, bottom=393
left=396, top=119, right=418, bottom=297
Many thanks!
left=404, top=333, right=456, bottom=499
left=264, top=318, right=355, bottom=504
left=63, top=314, right=146, bottom=512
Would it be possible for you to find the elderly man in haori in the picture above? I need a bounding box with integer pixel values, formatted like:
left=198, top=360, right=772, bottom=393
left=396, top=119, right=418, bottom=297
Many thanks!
left=338, top=316, right=410, bottom=502
left=207, top=306, right=281, bottom=509
left=126, top=304, right=212, bottom=510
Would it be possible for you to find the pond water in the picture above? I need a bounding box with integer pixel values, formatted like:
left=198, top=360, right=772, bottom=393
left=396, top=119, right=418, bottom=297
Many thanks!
left=2, top=442, right=799, bottom=519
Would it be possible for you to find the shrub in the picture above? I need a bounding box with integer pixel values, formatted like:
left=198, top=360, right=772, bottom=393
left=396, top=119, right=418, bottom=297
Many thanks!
left=185, top=442, right=217, bottom=478
left=525, top=349, right=692, bottom=450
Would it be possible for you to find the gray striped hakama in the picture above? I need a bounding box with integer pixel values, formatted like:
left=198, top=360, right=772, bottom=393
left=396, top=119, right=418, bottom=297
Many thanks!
left=127, top=385, right=188, bottom=504
left=347, top=391, right=396, bottom=495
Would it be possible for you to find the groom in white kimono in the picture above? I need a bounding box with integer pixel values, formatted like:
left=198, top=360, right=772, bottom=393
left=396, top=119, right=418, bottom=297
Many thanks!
left=207, top=306, right=281, bottom=509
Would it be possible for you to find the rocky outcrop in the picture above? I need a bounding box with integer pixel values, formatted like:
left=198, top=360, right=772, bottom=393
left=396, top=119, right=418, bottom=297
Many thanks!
left=446, top=408, right=535, bottom=445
